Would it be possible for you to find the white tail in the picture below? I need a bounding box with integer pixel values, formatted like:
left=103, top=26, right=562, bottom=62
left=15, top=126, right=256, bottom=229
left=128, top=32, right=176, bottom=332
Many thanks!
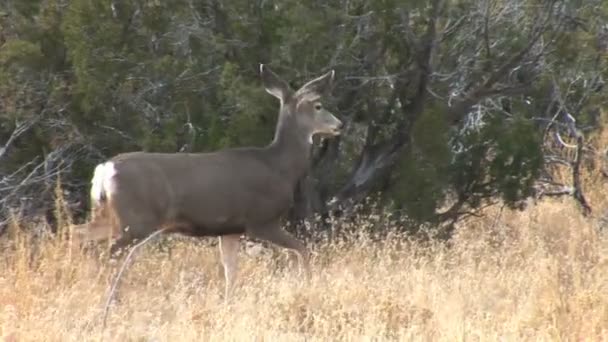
left=90, top=162, right=117, bottom=204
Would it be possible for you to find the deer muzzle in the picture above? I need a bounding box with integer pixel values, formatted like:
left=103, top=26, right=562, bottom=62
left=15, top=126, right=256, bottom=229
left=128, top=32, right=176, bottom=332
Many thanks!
left=324, top=111, right=344, bottom=136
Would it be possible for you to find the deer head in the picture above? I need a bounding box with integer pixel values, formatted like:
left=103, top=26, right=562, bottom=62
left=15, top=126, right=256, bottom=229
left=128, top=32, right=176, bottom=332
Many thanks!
left=260, top=64, right=343, bottom=144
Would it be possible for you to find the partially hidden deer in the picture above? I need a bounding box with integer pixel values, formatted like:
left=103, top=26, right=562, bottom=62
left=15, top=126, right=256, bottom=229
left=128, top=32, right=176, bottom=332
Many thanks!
left=71, top=65, right=343, bottom=298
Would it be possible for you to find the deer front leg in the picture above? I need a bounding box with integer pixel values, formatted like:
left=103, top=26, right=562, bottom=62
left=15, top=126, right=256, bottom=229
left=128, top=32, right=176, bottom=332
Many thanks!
left=247, top=222, right=311, bottom=280
left=219, top=234, right=240, bottom=300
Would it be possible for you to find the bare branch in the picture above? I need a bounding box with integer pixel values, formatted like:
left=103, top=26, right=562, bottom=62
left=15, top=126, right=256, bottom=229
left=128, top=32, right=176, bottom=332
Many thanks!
left=571, top=134, right=592, bottom=215
left=0, top=116, right=40, bottom=160
left=554, top=130, right=578, bottom=149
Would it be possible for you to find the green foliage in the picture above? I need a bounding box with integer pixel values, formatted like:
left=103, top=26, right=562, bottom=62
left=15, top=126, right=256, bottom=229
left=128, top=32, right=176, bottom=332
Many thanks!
left=392, top=107, right=544, bottom=224
left=391, top=106, right=452, bottom=223
left=0, top=40, right=43, bottom=67
left=449, top=114, right=544, bottom=211
left=216, top=62, right=276, bottom=148
left=490, top=117, right=543, bottom=206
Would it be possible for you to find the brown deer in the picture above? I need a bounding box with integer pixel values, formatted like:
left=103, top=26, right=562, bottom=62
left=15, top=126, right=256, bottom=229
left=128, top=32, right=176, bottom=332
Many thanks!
left=72, top=64, right=342, bottom=298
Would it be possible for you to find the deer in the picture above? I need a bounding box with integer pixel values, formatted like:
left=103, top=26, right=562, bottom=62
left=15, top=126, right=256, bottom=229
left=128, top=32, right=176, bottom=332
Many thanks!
left=71, top=64, right=343, bottom=300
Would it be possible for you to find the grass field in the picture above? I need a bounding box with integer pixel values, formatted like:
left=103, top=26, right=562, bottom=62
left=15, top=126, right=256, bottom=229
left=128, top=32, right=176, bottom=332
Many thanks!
left=1, top=198, right=607, bottom=341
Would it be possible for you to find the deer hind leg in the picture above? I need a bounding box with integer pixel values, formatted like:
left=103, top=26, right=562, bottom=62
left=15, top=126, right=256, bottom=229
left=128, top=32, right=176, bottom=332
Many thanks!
left=108, top=217, right=163, bottom=257
left=108, top=196, right=164, bottom=257
left=218, top=234, right=240, bottom=300
left=72, top=220, right=115, bottom=248
left=247, top=222, right=311, bottom=280
left=71, top=205, right=119, bottom=252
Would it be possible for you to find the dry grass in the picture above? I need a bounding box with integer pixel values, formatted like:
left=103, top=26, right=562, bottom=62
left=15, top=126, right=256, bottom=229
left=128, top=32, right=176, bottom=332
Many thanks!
left=1, top=197, right=608, bottom=341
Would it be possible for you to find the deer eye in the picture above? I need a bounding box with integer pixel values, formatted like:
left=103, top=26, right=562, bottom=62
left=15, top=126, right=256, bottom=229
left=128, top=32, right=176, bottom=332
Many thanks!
left=314, top=103, right=323, bottom=111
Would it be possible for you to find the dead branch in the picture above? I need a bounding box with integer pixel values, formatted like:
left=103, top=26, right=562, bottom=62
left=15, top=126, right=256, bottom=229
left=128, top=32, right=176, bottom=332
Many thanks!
left=0, top=117, right=40, bottom=160
left=572, top=133, right=592, bottom=215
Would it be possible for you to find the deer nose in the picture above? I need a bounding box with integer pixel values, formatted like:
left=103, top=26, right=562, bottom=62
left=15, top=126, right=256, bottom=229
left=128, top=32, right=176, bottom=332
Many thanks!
left=337, top=120, right=344, bottom=129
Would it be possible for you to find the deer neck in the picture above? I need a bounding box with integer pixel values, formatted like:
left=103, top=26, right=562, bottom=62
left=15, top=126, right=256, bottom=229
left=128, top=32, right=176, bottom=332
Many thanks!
left=267, top=114, right=312, bottom=187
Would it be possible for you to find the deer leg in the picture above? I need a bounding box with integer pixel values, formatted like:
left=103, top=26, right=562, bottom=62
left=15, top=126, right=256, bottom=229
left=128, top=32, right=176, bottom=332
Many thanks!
left=108, top=236, right=135, bottom=258
left=219, top=234, right=240, bottom=300
left=247, top=223, right=311, bottom=280
left=109, top=221, right=164, bottom=257
left=109, top=194, right=163, bottom=257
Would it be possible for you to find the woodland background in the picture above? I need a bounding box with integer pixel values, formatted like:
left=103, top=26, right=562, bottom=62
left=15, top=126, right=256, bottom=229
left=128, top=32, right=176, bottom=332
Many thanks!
left=2, top=0, right=608, bottom=339
left=1, top=0, right=607, bottom=236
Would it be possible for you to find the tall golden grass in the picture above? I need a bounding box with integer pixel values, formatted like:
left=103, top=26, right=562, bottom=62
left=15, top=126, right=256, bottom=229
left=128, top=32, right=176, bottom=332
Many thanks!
left=2, top=119, right=608, bottom=341
left=1, top=196, right=607, bottom=341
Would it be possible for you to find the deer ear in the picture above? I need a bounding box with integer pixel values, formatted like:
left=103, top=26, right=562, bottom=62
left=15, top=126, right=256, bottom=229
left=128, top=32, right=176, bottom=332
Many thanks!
left=260, top=64, right=292, bottom=103
left=296, top=69, right=335, bottom=96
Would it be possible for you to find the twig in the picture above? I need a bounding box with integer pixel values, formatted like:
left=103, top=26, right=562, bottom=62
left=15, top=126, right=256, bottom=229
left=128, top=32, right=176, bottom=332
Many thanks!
left=0, top=118, right=40, bottom=160
left=490, top=202, right=506, bottom=231
left=538, top=186, right=573, bottom=198
left=94, top=124, right=139, bottom=145
left=101, top=228, right=169, bottom=332
left=572, top=134, right=592, bottom=215
left=554, top=130, right=578, bottom=149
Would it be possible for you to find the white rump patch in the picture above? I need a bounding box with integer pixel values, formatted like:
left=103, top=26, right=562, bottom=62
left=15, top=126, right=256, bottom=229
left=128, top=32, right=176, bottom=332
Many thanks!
left=90, top=162, right=117, bottom=204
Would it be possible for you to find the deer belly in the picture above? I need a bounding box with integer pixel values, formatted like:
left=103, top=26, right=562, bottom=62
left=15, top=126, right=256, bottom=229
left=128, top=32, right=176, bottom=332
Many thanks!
left=169, top=215, right=245, bottom=237
left=174, top=224, right=245, bottom=237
